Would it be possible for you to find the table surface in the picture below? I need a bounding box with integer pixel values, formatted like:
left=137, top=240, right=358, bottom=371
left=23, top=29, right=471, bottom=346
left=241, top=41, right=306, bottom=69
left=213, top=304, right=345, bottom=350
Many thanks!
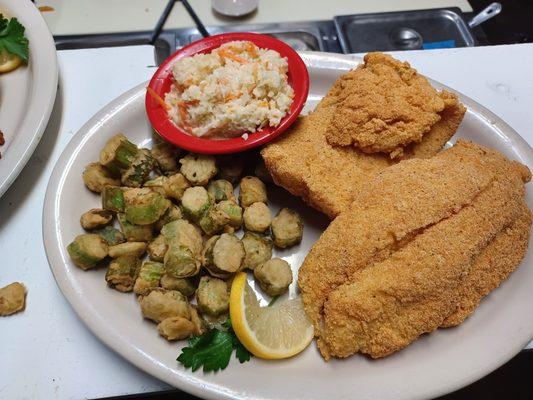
left=1, top=43, right=533, bottom=400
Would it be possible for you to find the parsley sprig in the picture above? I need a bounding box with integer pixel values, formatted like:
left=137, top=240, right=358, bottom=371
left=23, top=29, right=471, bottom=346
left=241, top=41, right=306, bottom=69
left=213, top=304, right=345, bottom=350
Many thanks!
left=0, top=14, right=29, bottom=62
left=177, top=319, right=252, bottom=372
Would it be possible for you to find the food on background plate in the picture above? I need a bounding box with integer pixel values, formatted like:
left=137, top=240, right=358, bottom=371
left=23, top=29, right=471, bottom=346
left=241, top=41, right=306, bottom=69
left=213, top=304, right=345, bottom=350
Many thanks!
left=261, top=52, right=466, bottom=219
left=164, top=40, right=294, bottom=139
left=0, top=282, right=26, bottom=316
left=66, top=132, right=307, bottom=366
left=298, top=140, right=531, bottom=360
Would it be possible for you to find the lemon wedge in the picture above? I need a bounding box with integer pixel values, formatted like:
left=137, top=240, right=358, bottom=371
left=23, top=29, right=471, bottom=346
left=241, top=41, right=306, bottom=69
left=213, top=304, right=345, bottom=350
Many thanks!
left=230, top=271, right=314, bottom=359
left=0, top=50, right=23, bottom=74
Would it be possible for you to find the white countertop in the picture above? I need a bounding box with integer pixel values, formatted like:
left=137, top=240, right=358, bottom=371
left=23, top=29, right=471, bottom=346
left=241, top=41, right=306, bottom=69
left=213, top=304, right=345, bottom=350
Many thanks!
left=1, top=43, right=533, bottom=400
left=36, top=0, right=471, bottom=35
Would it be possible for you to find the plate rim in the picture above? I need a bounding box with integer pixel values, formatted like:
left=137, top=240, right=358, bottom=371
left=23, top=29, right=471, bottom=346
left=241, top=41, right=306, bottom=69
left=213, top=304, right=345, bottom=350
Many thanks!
left=0, top=0, right=58, bottom=198
left=43, top=51, right=533, bottom=400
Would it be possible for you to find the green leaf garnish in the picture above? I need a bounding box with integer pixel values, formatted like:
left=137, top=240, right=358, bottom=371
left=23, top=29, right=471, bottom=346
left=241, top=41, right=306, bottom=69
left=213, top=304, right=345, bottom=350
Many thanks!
left=0, top=14, right=29, bottom=62
left=177, top=318, right=252, bottom=372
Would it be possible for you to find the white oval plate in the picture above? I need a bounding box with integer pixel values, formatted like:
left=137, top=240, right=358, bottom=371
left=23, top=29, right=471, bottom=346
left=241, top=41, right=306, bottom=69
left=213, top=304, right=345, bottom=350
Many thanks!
left=44, top=52, right=533, bottom=400
left=0, top=0, right=58, bottom=197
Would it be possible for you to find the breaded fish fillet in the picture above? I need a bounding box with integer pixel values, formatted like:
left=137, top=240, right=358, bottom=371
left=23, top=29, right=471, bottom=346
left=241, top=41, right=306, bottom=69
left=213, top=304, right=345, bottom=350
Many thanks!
left=325, top=53, right=451, bottom=158
left=298, top=140, right=531, bottom=359
left=261, top=59, right=466, bottom=219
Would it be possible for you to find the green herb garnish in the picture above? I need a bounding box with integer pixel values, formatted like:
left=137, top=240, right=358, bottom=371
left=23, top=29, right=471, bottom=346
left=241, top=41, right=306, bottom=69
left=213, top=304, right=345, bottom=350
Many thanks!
left=0, top=14, right=29, bottom=62
left=177, top=319, right=252, bottom=372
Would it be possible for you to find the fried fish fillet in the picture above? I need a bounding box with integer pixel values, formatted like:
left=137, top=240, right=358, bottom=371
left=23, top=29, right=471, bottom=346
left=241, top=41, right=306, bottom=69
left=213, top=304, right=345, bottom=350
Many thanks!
left=261, top=58, right=466, bottom=219
left=325, top=53, right=451, bottom=158
left=297, top=140, right=531, bottom=359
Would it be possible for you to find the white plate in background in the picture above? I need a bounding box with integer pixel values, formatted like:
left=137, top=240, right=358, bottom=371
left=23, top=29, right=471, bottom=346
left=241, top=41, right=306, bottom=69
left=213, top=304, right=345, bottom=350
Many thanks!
left=0, top=0, right=58, bottom=197
left=44, top=52, right=533, bottom=400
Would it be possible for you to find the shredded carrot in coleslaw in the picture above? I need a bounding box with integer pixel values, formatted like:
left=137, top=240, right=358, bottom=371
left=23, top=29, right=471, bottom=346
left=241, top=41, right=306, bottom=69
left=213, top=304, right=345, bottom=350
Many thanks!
left=147, top=87, right=171, bottom=111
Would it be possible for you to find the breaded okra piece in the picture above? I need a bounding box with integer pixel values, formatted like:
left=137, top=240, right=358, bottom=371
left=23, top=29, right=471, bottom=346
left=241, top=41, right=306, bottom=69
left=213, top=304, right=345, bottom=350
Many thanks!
left=202, top=233, right=245, bottom=278
left=154, top=204, right=182, bottom=232
left=181, top=186, right=212, bottom=222
left=96, top=226, right=126, bottom=246
left=101, top=186, right=125, bottom=213
left=0, top=282, right=27, bottom=316
left=67, top=234, right=109, bottom=270
left=242, top=232, right=273, bottom=270
left=196, top=276, right=229, bottom=317
left=216, top=155, right=244, bottom=184
left=121, top=149, right=156, bottom=188
left=80, top=209, right=113, bottom=230
left=143, top=176, right=167, bottom=196
left=243, top=202, right=272, bottom=233
left=99, top=134, right=139, bottom=171
left=164, top=244, right=200, bottom=279
left=147, top=235, right=167, bottom=262
left=151, top=141, right=179, bottom=174
left=160, top=275, right=196, bottom=297
left=207, top=179, right=235, bottom=202
left=271, top=208, right=304, bottom=248
left=160, top=219, right=203, bottom=257
left=254, top=258, right=293, bottom=296
left=199, top=207, right=230, bottom=236
left=124, top=188, right=170, bottom=226
left=118, top=213, right=153, bottom=242
left=179, top=154, right=217, bottom=186
left=133, top=260, right=165, bottom=295
left=139, top=289, right=190, bottom=323
left=239, top=176, right=267, bottom=208
left=157, top=316, right=196, bottom=341
left=82, top=163, right=120, bottom=193
left=163, top=173, right=190, bottom=201
left=216, top=200, right=243, bottom=229
left=105, top=256, right=141, bottom=292
left=108, top=241, right=147, bottom=258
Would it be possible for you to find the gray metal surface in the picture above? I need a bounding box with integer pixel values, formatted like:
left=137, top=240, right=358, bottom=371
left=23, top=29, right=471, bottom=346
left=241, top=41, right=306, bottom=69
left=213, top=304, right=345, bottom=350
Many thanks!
left=334, top=8, right=476, bottom=53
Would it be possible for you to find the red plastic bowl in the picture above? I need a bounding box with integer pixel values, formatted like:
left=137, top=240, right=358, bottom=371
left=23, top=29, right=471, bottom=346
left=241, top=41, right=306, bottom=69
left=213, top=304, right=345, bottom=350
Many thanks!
left=145, top=32, right=309, bottom=154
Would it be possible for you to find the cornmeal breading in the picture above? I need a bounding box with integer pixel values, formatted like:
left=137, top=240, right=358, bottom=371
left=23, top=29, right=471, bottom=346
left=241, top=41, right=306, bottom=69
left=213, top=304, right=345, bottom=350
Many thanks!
left=298, top=140, right=531, bottom=360
left=325, top=53, right=450, bottom=158
left=261, top=55, right=466, bottom=219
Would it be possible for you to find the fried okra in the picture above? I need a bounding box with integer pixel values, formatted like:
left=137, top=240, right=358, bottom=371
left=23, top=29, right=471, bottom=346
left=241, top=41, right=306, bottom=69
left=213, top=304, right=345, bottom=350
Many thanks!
left=196, top=276, right=229, bottom=316
left=160, top=275, right=196, bottom=297
left=179, top=154, right=217, bottom=186
left=139, top=289, right=190, bottom=323
left=67, top=234, right=109, bottom=270
left=161, top=219, right=203, bottom=257
left=134, top=261, right=165, bottom=295
left=216, top=200, right=243, bottom=229
left=82, top=163, right=120, bottom=193
left=121, top=149, right=156, bottom=188
left=143, top=176, right=167, bottom=196
left=124, top=188, right=170, bottom=226
left=157, top=316, right=196, bottom=341
left=163, top=173, right=190, bottom=201
left=202, top=234, right=245, bottom=278
left=108, top=241, right=147, bottom=258
left=271, top=208, right=303, bottom=248
left=207, top=179, right=235, bottom=202
left=105, top=256, right=141, bottom=292
left=151, top=141, right=179, bottom=174
left=118, top=213, right=153, bottom=242
left=254, top=258, right=293, bottom=296
left=147, top=235, right=167, bottom=262
left=254, top=159, right=273, bottom=183
left=239, top=176, right=267, bottom=208
left=101, top=186, right=125, bottom=212
left=0, top=282, right=26, bottom=316
left=199, top=207, right=230, bottom=236
left=243, top=202, right=271, bottom=233
left=242, top=232, right=273, bottom=270
left=164, top=244, right=200, bottom=278
left=80, top=209, right=113, bottom=230
left=181, top=186, right=212, bottom=222
left=99, top=134, right=139, bottom=171
left=216, top=155, right=244, bottom=183
left=96, top=226, right=126, bottom=246
left=154, top=204, right=182, bottom=232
